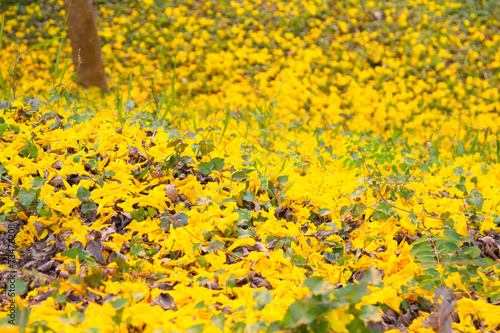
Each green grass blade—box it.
[53,37,65,87]
[191,107,198,134]
[116,88,123,124]
[160,55,177,121]
[58,56,70,85]
[0,13,5,51]
[184,79,199,105]
[250,128,298,145]
[469,131,479,154]
[218,107,231,145]
[10,36,64,73]
[127,74,132,102]
[0,13,9,98]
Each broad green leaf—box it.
[185,324,205,333]
[241,190,255,202]
[30,177,45,189]
[15,279,27,295]
[210,157,224,170]
[253,289,273,310]
[61,248,95,263]
[0,123,8,136]
[38,209,52,217]
[423,268,440,278]
[292,254,307,266]
[232,171,246,181]
[198,162,211,175]
[453,167,465,176]
[473,258,494,267]
[443,230,461,243]
[411,248,436,258]
[360,304,382,322]
[460,246,481,259]
[110,299,128,310]
[211,312,225,332]
[277,175,288,184]
[196,256,208,268]
[418,163,430,173]
[77,186,91,201]
[281,301,315,327]
[436,240,459,254]
[302,276,333,295]
[18,188,36,209]
[317,208,331,216]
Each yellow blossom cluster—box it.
[0,0,500,332]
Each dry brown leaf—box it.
[86,239,107,265]
[423,285,457,333]
[150,292,175,311]
[165,184,179,202]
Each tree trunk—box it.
[64,0,108,91]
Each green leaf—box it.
[292,254,307,266]
[302,276,333,295]
[416,254,438,266]
[49,91,61,103]
[360,304,382,322]
[30,177,45,189]
[0,123,7,136]
[340,205,350,216]
[198,162,211,175]
[460,246,481,259]
[466,197,484,211]
[170,212,189,229]
[410,235,432,247]
[277,175,289,184]
[18,188,36,209]
[61,248,95,263]
[27,143,38,159]
[317,208,331,216]
[241,190,255,202]
[38,209,52,217]
[210,157,224,171]
[232,171,246,181]
[196,256,208,268]
[147,207,158,217]
[423,268,440,278]
[453,167,465,176]
[418,163,430,173]
[211,312,225,332]
[473,258,494,267]
[281,301,315,328]
[110,299,128,310]
[436,240,459,254]
[466,189,484,211]
[253,289,273,310]
[443,230,461,243]
[185,324,205,333]
[411,248,436,258]
[15,279,27,295]
[77,187,91,201]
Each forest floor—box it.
[1,0,500,332]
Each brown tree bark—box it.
[63,0,108,91]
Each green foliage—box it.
[61,248,96,264]
[279,269,384,332]
[198,157,225,175]
[410,230,494,290]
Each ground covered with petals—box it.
[1,0,500,332]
